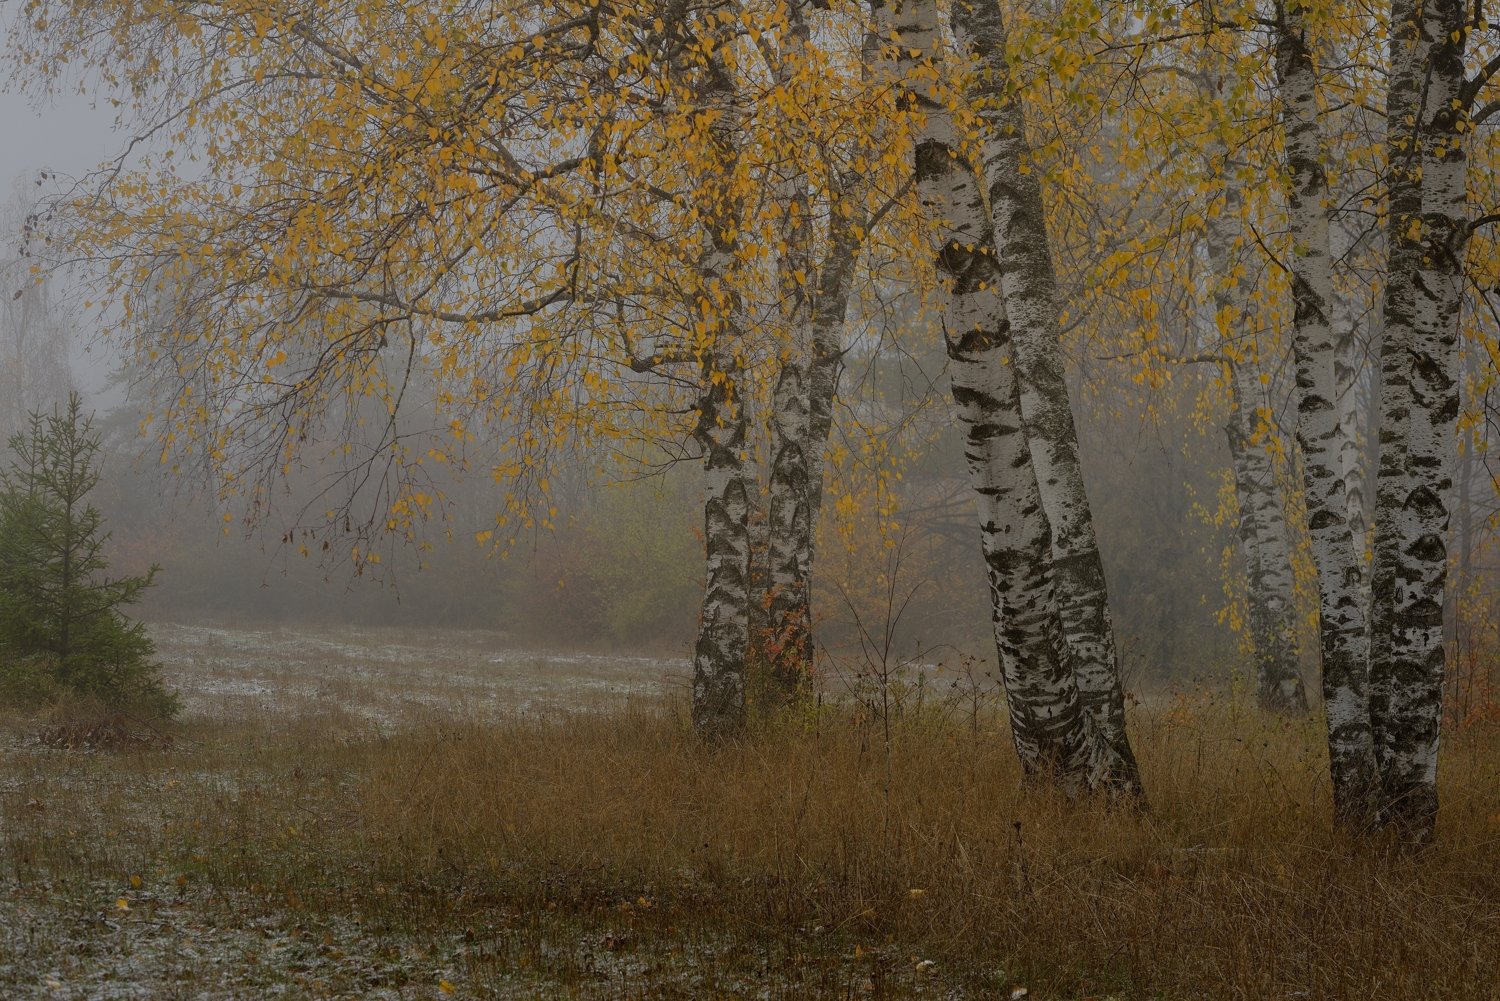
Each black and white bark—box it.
[1367,0,1420,815]
[763,175,817,699]
[1331,224,1371,598]
[951,0,1140,790]
[761,8,867,700]
[692,330,753,735]
[1373,0,1470,839]
[1274,4,1374,824]
[1201,150,1306,711]
[762,5,822,696]
[689,50,754,737]
[877,0,1115,789]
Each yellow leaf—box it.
[440,981,456,994]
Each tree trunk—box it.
[1274,8,1374,825]
[1375,0,1469,840]
[763,162,816,698]
[878,0,1115,790]
[805,191,861,538]
[690,55,753,737]
[1201,159,1306,711]
[692,331,753,736]
[951,0,1140,792]
[1331,228,1371,611]
[1368,0,1418,818]
[760,11,869,703]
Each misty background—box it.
[2,73,1448,691]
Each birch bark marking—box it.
[692,271,753,735]
[805,190,862,530]
[877,0,1111,788]
[1368,0,1422,809]
[1380,0,1469,838]
[951,0,1140,790]
[690,54,753,737]
[1274,4,1374,824]
[1330,226,1371,604]
[763,20,817,697]
[1201,153,1306,711]
[763,9,864,700]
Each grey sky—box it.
[2,80,134,399]
[1,84,123,194]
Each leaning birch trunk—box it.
[950,0,1139,790]
[763,188,867,703]
[763,14,890,702]
[804,189,861,538]
[1202,163,1306,711]
[877,0,1112,789]
[1274,10,1374,825]
[1375,0,1469,839]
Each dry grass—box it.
[2,626,1499,999]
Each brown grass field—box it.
[2,623,1499,1000]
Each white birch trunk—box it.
[1370,0,1422,833]
[761,10,848,700]
[950,0,1140,791]
[1331,229,1370,593]
[690,57,753,736]
[878,0,1113,789]
[1201,160,1306,711]
[1274,10,1374,824]
[1376,0,1469,839]
[764,160,816,699]
[692,303,753,735]
[805,192,861,532]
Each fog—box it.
[0,245,1317,686]
[0,6,1495,695]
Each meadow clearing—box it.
[2,624,1499,1000]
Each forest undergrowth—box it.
[2,635,1499,1000]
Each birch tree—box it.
[759,5,900,701]
[1272,0,1373,822]
[952,0,1140,779]
[876,0,1128,791]
[1367,0,1474,838]
[1203,149,1307,713]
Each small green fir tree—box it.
[0,393,176,717]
